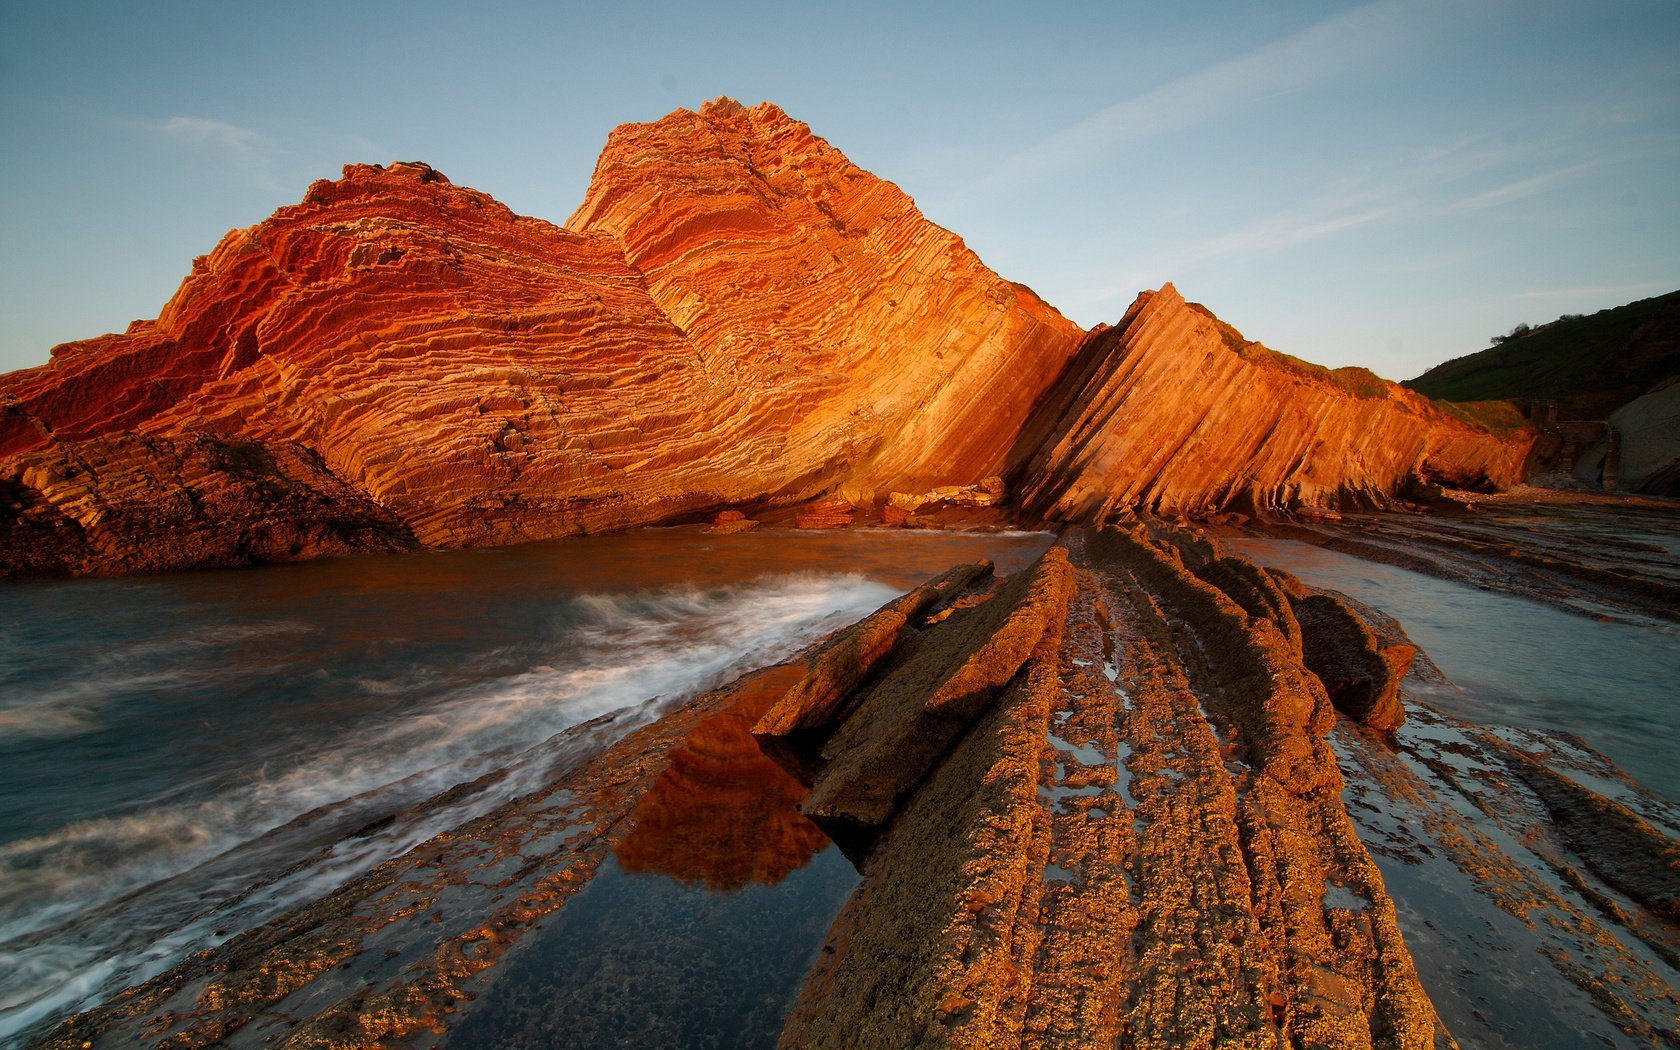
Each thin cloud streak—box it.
[1065,131,1668,317]
[1444,158,1618,214]
[1070,201,1404,311]
[149,116,290,192]
[1514,281,1673,302]
[953,0,1433,206]
[157,116,265,153]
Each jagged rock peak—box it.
[568,96,1085,493]
[286,161,523,228]
[698,95,751,118]
[1018,283,1531,522]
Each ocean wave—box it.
[0,620,313,745]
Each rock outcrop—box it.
[567,99,1084,496]
[770,533,1444,1049]
[1017,285,1533,523]
[36,530,1680,1047]
[0,431,416,576]
[2,160,725,558]
[0,100,1532,579]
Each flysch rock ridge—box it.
[37,529,1680,1047]
[1015,285,1531,523]
[774,533,1446,1050]
[3,99,1531,578]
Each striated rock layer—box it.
[567,99,1082,494]
[41,536,1462,1049]
[1017,285,1533,523]
[0,103,1089,576]
[759,534,1446,1049]
[1,100,1530,578]
[2,160,728,555]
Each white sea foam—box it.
[0,701,103,739]
[0,572,895,1045]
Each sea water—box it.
[0,528,1054,1045]
[1225,531,1680,803]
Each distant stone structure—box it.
[1529,400,1620,490]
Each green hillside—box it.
[1405,289,1680,419]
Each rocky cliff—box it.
[1017,285,1532,522]
[0,100,1530,578]
[1,161,727,558]
[567,98,1084,494]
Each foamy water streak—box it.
[0,572,895,1045]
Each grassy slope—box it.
[1404,290,1680,419]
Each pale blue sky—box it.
[1,0,1676,380]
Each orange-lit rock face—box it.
[1,162,742,548]
[0,102,1533,579]
[568,98,1086,494]
[1018,285,1533,521]
[1,106,1083,569]
[614,665,831,891]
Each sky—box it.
[1,0,1676,381]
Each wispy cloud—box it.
[1063,126,1669,315]
[149,116,289,191]
[1068,199,1404,310]
[1442,157,1619,214]
[1513,281,1673,302]
[953,0,1432,206]
[157,116,264,154]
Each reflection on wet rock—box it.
[615,665,831,892]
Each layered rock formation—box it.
[0,99,1532,578]
[2,161,726,554]
[0,103,1091,576]
[1016,285,1533,523]
[567,98,1084,494]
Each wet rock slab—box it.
[770,532,1445,1048]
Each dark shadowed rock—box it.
[801,548,1073,832]
[1290,593,1412,735]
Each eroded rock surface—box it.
[1017,285,1532,523]
[567,100,1084,497]
[774,531,1444,1049]
[1,102,1090,577]
[34,531,1680,1049]
[0,431,416,576]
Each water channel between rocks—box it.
[1225,533,1680,803]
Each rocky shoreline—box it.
[30,518,1675,1049]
